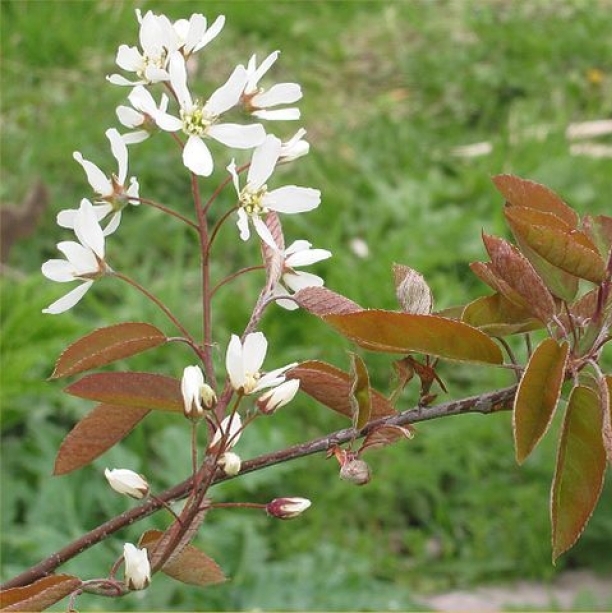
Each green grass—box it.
[2,1,612,610]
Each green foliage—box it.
[2,0,612,610]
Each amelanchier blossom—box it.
[171,13,225,58]
[42,199,109,315]
[225,331,297,396]
[257,379,300,414]
[208,413,243,452]
[241,51,302,120]
[123,543,151,590]
[273,240,332,310]
[58,128,139,236]
[108,10,175,86]
[181,365,217,418]
[266,497,312,520]
[228,135,321,249]
[116,86,170,144]
[104,468,150,499]
[153,52,265,176]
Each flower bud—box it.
[181,365,217,419]
[339,459,371,486]
[104,468,149,499]
[208,413,243,452]
[266,497,311,520]
[257,379,300,414]
[217,451,242,476]
[123,543,151,590]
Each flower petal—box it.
[106,128,129,183]
[42,281,93,314]
[74,199,105,259]
[265,186,320,214]
[252,108,301,121]
[252,215,279,250]
[206,65,248,116]
[73,152,112,196]
[208,123,265,149]
[168,52,192,109]
[236,209,250,241]
[226,334,245,390]
[183,135,213,176]
[247,135,281,189]
[242,331,267,375]
[253,83,302,107]
[283,270,325,292]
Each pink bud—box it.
[104,468,149,499]
[266,497,311,520]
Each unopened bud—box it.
[123,543,151,590]
[266,497,311,520]
[339,459,371,486]
[218,451,242,476]
[105,468,149,499]
[181,365,217,419]
[257,379,300,414]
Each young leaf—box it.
[323,310,503,365]
[0,574,81,611]
[64,372,182,412]
[602,375,612,465]
[583,214,612,258]
[505,207,606,284]
[551,385,607,561]
[393,264,433,314]
[293,286,362,316]
[51,322,167,379]
[54,404,150,475]
[349,352,372,431]
[492,174,578,227]
[139,530,226,587]
[359,424,414,455]
[513,339,569,464]
[482,233,557,323]
[462,293,543,337]
[287,360,396,420]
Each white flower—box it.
[242,51,302,120]
[104,468,149,499]
[273,240,332,310]
[108,10,175,86]
[123,543,151,590]
[172,14,225,56]
[181,365,216,417]
[153,52,265,176]
[228,135,321,249]
[225,331,296,395]
[42,199,109,314]
[279,128,310,161]
[217,451,242,476]
[58,129,139,236]
[116,86,169,144]
[257,379,300,414]
[266,497,311,520]
[208,413,243,452]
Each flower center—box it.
[137,53,166,81]
[239,185,268,217]
[180,103,214,137]
[242,371,261,394]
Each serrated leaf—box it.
[505,207,606,284]
[492,174,578,227]
[470,261,531,309]
[482,233,556,323]
[64,372,182,412]
[287,361,396,420]
[293,286,362,316]
[551,385,607,561]
[359,424,414,455]
[393,264,433,314]
[139,528,226,586]
[348,353,372,431]
[462,293,543,337]
[51,322,167,379]
[513,339,569,464]
[323,310,503,364]
[54,404,149,475]
[0,574,81,611]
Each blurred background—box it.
[2,1,612,610]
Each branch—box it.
[1,384,516,591]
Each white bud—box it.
[218,451,242,476]
[208,413,242,452]
[104,468,149,499]
[123,543,151,590]
[181,365,216,418]
[257,379,300,414]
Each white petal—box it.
[115,45,143,72]
[253,83,302,107]
[252,108,301,121]
[182,14,205,51]
[247,135,281,189]
[247,50,279,90]
[73,152,112,196]
[42,281,93,314]
[168,52,192,109]
[206,65,248,116]
[227,159,241,196]
[209,413,242,450]
[242,331,267,375]
[41,258,76,282]
[285,246,332,267]
[208,123,265,149]
[183,135,213,176]
[283,271,324,292]
[74,199,105,259]
[225,334,245,390]
[193,15,225,52]
[236,209,250,241]
[56,240,98,274]
[264,186,320,214]
[121,130,149,145]
[117,105,144,128]
[252,215,279,251]
[153,110,182,132]
[103,212,122,236]
[144,65,170,84]
[107,74,143,87]
[106,128,128,183]
[128,85,155,113]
